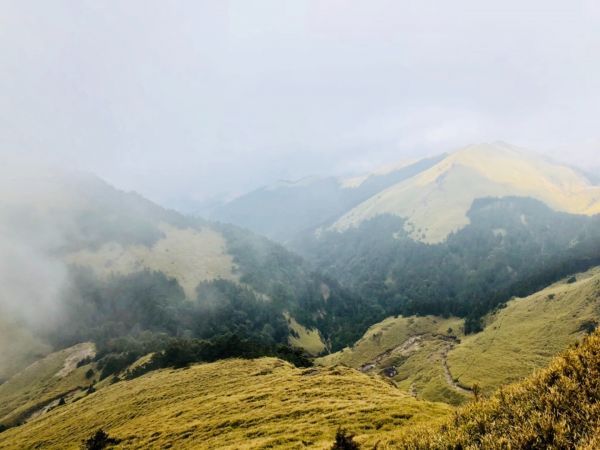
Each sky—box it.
[1,0,599,208]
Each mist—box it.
[0,163,74,331]
[1,0,599,210]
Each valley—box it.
[1,145,599,449]
[3,4,600,447]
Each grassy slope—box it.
[392,328,600,449]
[286,314,326,355]
[0,358,451,450]
[66,223,237,298]
[318,267,600,404]
[0,343,96,427]
[333,143,600,242]
[447,267,600,394]
[317,315,469,405]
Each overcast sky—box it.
[2,0,599,208]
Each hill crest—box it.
[332,142,600,242]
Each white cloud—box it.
[0,0,599,205]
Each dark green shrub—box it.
[578,319,598,334]
[81,429,119,450]
[331,428,361,450]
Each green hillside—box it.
[300,196,600,333]
[0,343,96,427]
[210,144,600,246]
[447,266,600,394]
[317,315,469,405]
[318,267,600,404]
[0,319,51,383]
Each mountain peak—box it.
[332,143,600,242]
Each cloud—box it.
[0,0,599,206]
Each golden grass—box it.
[0,343,95,427]
[317,267,600,405]
[286,314,326,355]
[447,267,600,394]
[390,328,600,449]
[316,315,469,404]
[0,358,452,449]
[317,315,464,367]
[66,223,237,298]
[333,143,600,242]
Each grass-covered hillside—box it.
[210,143,600,246]
[447,266,600,395]
[392,327,600,449]
[318,267,600,405]
[317,315,469,405]
[0,343,96,428]
[0,358,451,449]
[333,143,600,243]
[0,319,51,383]
[0,168,367,386]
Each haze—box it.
[2,0,599,209]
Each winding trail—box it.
[440,343,473,395]
[358,333,474,396]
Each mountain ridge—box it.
[332,142,600,242]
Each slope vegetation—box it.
[318,267,600,404]
[1,168,362,382]
[333,142,600,243]
[317,315,469,405]
[66,223,236,298]
[0,358,451,449]
[392,328,600,449]
[302,196,600,332]
[0,343,96,427]
[447,266,600,394]
[0,319,51,383]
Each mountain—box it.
[208,154,445,243]
[333,142,600,243]
[0,167,368,384]
[299,196,600,333]
[206,143,600,330]
[3,271,598,448]
[208,143,600,244]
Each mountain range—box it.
[1,143,599,449]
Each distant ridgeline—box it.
[294,197,600,333]
[209,155,446,243]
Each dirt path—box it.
[360,335,425,372]
[440,343,473,395]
